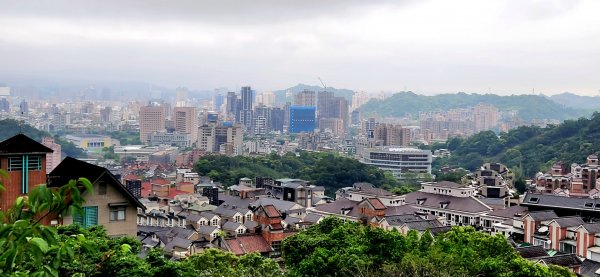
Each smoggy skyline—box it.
[1,0,599,96]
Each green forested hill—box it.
[0,119,84,157]
[360,92,589,121]
[434,113,600,177]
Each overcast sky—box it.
[1,0,599,95]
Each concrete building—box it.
[198,123,243,156]
[240,86,254,134]
[65,134,113,150]
[139,105,166,144]
[173,107,198,144]
[360,147,432,179]
[42,136,61,172]
[294,90,316,107]
[148,132,192,147]
[374,123,410,146]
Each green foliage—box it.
[282,217,574,277]
[194,151,400,194]
[0,177,93,276]
[176,249,282,277]
[359,91,589,121]
[108,131,142,145]
[0,119,85,157]
[437,112,600,176]
[102,145,119,160]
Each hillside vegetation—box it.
[0,119,84,157]
[360,91,588,121]
[433,112,600,177]
[194,151,400,194]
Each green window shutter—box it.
[73,211,84,226]
[84,206,98,227]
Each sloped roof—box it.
[225,235,272,255]
[48,157,144,209]
[223,221,245,231]
[164,237,192,252]
[263,204,282,218]
[404,191,491,213]
[580,258,600,277]
[522,193,600,212]
[366,198,386,210]
[551,216,585,227]
[403,219,443,231]
[516,245,548,259]
[0,134,53,154]
[526,210,558,221]
[578,223,600,234]
[485,205,528,219]
[533,254,582,268]
[385,205,418,216]
[198,225,218,235]
[383,214,422,226]
[313,198,359,218]
[303,213,324,223]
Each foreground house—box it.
[48,157,146,237]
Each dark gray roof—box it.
[533,254,582,268]
[431,181,462,188]
[522,193,600,212]
[199,211,219,219]
[580,258,600,277]
[580,223,600,234]
[551,216,585,227]
[403,219,443,231]
[352,182,394,196]
[214,206,245,217]
[186,213,203,222]
[244,220,259,229]
[404,191,491,213]
[485,205,528,219]
[303,213,324,223]
[313,198,360,218]
[198,225,218,235]
[218,194,254,209]
[385,205,418,216]
[164,237,192,252]
[516,245,548,258]
[383,214,422,227]
[526,210,558,221]
[250,198,304,213]
[222,221,244,231]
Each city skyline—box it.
[1,0,599,96]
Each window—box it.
[237,228,245,234]
[234,215,241,223]
[246,213,252,222]
[212,218,218,226]
[110,206,126,221]
[8,156,23,171]
[73,206,98,228]
[28,156,42,170]
[529,197,539,203]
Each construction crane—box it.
[318,77,327,91]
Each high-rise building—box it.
[270,107,285,132]
[473,104,500,132]
[0,98,9,112]
[254,105,271,135]
[374,124,410,146]
[213,94,224,111]
[100,107,112,123]
[240,86,254,134]
[175,87,189,107]
[289,106,316,133]
[226,92,240,122]
[42,137,61,172]
[173,107,198,143]
[198,123,243,156]
[19,100,29,117]
[317,91,334,119]
[139,105,166,144]
[261,91,275,107]
[318,118,344,136]
[295,90,316,106]
[351,110,361,125]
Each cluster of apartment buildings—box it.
[534,155,600,197]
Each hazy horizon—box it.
[1,0,599,96]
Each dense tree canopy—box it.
[283,217,573,277]
[431,112,600,177]
[194,151,402,194]
[0,119,85,158]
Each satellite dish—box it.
[538,226,549,233]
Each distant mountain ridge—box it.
[359,91,589,121]
[549,92,600,110]
[273,83,354,105]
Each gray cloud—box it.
[0,0,598,95]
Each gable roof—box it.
[525,210,558,221]
[223,221,245,231]
[224,235,272,255]
[262,204,282,218]
[580,258,600,277]
[365,198,386,210]
[485,205,528,219]
[404,191,491,213]
[0,134,53,154]
[549,216,585,227]
[516,245,549,259]
[532,254,582,268]
[577,223,600,234]
[48,157,144,209]
[522,193,600,213]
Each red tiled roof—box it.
[152,179,170,185]
[123,174,140,181]
[168,189,189,199]
[225,235,272,255]
[263,205,281,218]
[368,198,386,210]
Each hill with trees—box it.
[0,119,84,157]
[549,92,600,110]
[431,112,600,178]
[194,152,401,195]
[359,91,588,121]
